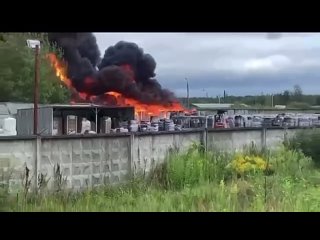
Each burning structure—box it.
[47,33,185,121]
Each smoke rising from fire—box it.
[48,33,179,105]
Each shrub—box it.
[228,154,270,176]
[150,143,233,190]
[270,145,313,177]
[287,129,320,166]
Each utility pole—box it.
[26,39,41,193]
[217,95,221,104]
[27,39,41,135]
[34,45,40,135]
[185,78,189,109]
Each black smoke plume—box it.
[48,33,178,105]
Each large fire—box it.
[47,53,186,120]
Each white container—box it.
[53,117,62,135]
[100,117,112,134]
[81,118,91,134]
[66,115,78,134]
[129,123,139,132]
[119,127,128,133]
[2,117,17,136]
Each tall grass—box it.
[1,142,319,212]
[286,128,320,166]
[150,143,233,190]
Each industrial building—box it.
[191,103,250,115]
[0,102,36,121]
[191,103,320,116]
[16,104,134,136]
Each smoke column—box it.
[48,33,178,105]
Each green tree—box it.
[292,84,303,102]
[282,90,290,105]
[0,33,70,103]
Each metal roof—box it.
[0,102,134,111]
[47,104,132,109]
[0,102,37,115]
[5,102,37,114]
[0,106,9,115]
[191,103,234,110]
[18,104,134,111]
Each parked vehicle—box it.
[298,118,311,127]
[226,116,235,128]
[251,116,263,128]
[262,117,273,127]
[310,114,320,127]
[171,116,206,129]
[282,117,296,127]
[272,116,283,127]
[214,114,228,128]
[245,116,253,128]
[234,115,245,128]
[139,121,151,132]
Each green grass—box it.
[2,143,320,212]
[286,128,320,166]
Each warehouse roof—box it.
[191,103,254,110]
[46,104,132,109]
[191,103,234,110]
[0,102,37,116]
[0,102,134,116]
[15,103,135,112]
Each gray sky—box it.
[94,33,320,97]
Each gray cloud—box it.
[94,32,320,97]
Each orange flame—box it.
[47,53,72,88]
[107,91,185,120]
[47,53,186,120]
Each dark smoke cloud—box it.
[48,33,178,105]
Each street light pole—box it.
[34,45,40,135]
[27,39,41,135]
[26,39,41,193]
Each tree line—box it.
[180,85,320,109]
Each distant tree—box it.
[292,85,303,102]
[316,96,320,105]
[0,33,70,103]
[282,90,290,105]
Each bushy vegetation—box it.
[286,128,320,166]
[2,140,320,212]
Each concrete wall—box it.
[207,129,263,151]
[40,136,131,190]
[132,131,202,174]
[0,138,35,192]
[0,127,308,192]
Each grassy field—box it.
[2,139,320,212]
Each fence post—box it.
[261,127,267,151]
[201,128,207,152]
[128,133,134,179]
[283,126,288,146]
[34,135,41,193]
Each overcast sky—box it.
[94,33,320,97]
